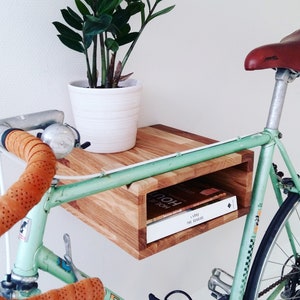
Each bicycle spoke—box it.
[244,193,300,300]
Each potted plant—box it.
[53,0,175,153]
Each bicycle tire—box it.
[244,192,300,299]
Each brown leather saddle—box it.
[245,29,300,72]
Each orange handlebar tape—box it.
[27,278,104,300]
[0,277,104,300]
[0,129,57,236]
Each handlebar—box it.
[0,277,104,300]
[24,277,104,300]
[0,110,64,133]
[0,129,57,236]
[0,111,105,299]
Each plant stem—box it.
[85,54,93,88]
[99,33,106,87]
[105,32,111,87]
[92,36,98,88]
[83,35,93,88]
[120,0,159,77]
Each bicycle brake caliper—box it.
[208,268,232,299]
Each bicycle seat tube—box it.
[266,68,298,130]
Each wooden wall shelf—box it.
[57,125,254,259]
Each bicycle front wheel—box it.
[244,192,300,300]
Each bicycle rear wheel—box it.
[244,192,300,299]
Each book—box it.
[147,178,228,223]
[146,179,237,243]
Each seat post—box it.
[266,68,297,130]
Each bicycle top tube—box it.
[245,29,300,71]
[53,131,266,181]
[47,131,271,209]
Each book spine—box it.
[147,196,237,243]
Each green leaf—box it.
[116,32,139,46]
[67,7,84,23]
[147,5,175,22]
[83,14,112,36]
[53,22,83,42]
[83,34,94,49]
[83,0,93,7]
[116,24,131,37]
[126,2,145,16]
[75,0,91,16]
[96,0,122,15]
[105,38,119,52]
[112,8,130,31]
[57,35,85,53]
[61,9,82,30]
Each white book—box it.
[147,195,237,243]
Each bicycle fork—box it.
[0,188,86,298]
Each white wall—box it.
[2,0,300,299]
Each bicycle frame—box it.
[4,69,300,299]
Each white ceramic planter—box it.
[68,79,142,153]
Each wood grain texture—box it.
[57,125,254,259]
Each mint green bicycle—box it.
[1,29,300,300]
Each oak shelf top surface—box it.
[57,125,245,180]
